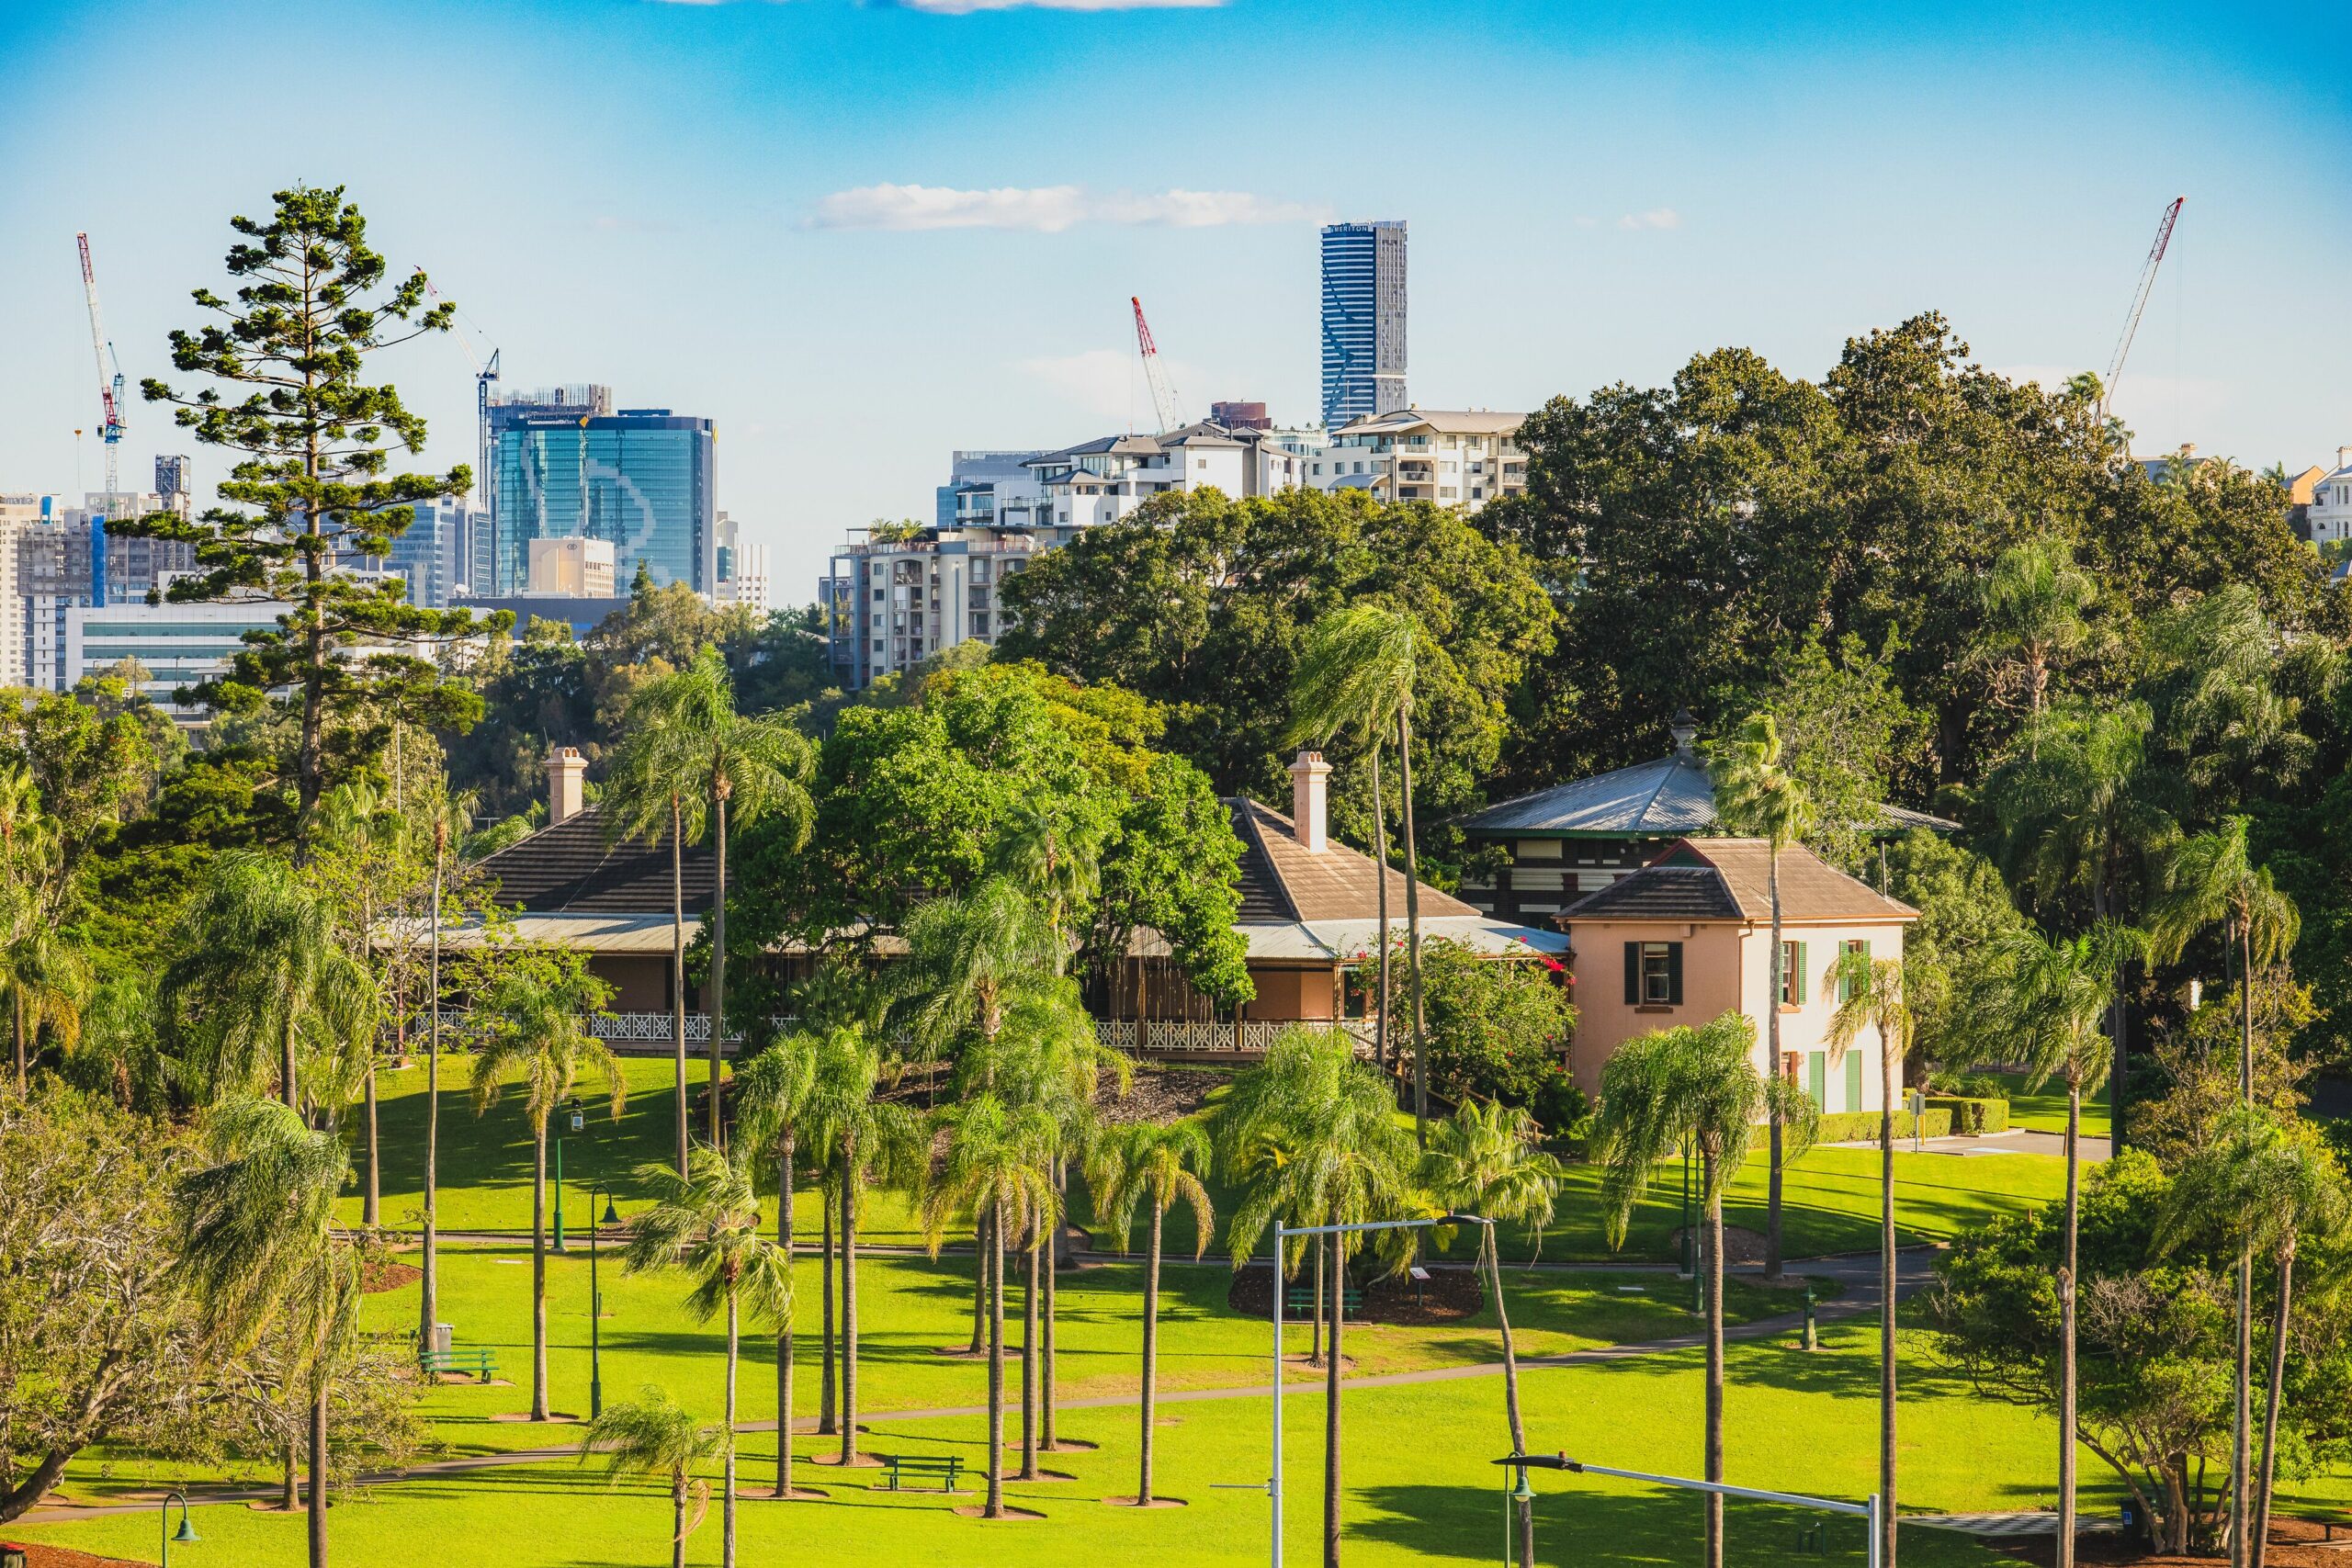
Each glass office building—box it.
[1318,220,1408,427]
[491,410,715,595]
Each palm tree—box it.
[2,912,85,1097]
[623,1146,793,1568]
[1216,1027,1418,1568]
[156,852,372,1115]
[469,953,627,1422]
[729,1030,820,1500]
[415,791,469,1363]
[1709,711,1816,1281]
[1419,1100,1566,1568]
[1088,1118,1214,1506]
[1976,923,2140,1568]
[922,1091,1059,1519]
[1290,604,1430,1141]
[175,1097,356,1568]
[314,778,404,1228]
[802,1023,923,1471]
[1592,1012,1815,1568]
[609,647,814,1157]
[2158,1110,2350,1568]
[577,1388,726,1568]
[1978,535,2096,746]
[1826,949,1913,1568]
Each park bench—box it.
[1285,1285,1364,1314]
[418,1346,500,1382]
[878,1454,965,1493]
[2289,1506,2352,1542]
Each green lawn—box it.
[1986,1071,2112,1140]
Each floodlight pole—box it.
[1268,1213,1487,1568]
[1505,1452,1882,1568]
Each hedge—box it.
[1811,1108,1951,1144]
[1925,1095,2010,1135]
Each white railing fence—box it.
[430,1010,1372,1057]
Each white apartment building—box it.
[66,598,408,724]
[714,512,771,613]
[825,529,1039,686]
[2308,447,2352,547]
[1306,408,1528,510]
[0,493,44,689]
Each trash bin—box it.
[432,1323,454,1353]
[4,1542,31,1568]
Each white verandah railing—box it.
[436,1010,1373,1056]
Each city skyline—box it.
[0,0,2346,602]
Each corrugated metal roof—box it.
[1463,750,1717,836]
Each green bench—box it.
[878,1454,965,1493]
[419,1347,500,1382]
[1284,1285,1364,1314]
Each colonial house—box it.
[457,746,1565,1056]
[1457,712,1954,925]
[1558,837,1917,1113]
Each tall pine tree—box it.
[123,185,499,852]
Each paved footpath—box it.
[17,1248,1934,1525]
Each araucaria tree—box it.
[123,186,492,852]
[1709,711,1815,1280]
[1592,1013,1815,1568]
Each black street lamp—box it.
[553,1098,585,1253]
[586,1180,621,1419]
[161,1488,199,1568]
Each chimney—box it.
[2338,446,2352,469]
[1669,708,1699,758]
[1289,750,1331,852]
[545,747,586,827]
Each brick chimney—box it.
[545,747,586,827]
[1289,749,1331,852]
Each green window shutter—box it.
[1807,1051,1827,1110]
[1845,1052,1864,1115]
[1792,942,1808,1004]
[1666,942,1684,1006]
[1623,942,1639,1006]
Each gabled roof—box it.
[1331,408,1526,438]
[473,805,714,917]
[1561,839,1917,926]
[1463,748,1715,836]
[1227,798,1480,924]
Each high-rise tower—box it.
[1318,220,1407,427]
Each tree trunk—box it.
[1766,849,1786,1280]
[1020,1225,1040,1480]
[776,1128,796,1499]
[840,1151,859,1467]
[2059,1080,2081,1568]
[1139,1202,1163,1505]
[362,1054,379,1228]
[2233,1243,2253,1568]
[1704,1156,1724,1568]
[421,833,443,1353]
[307,1371,329,1568]
[723,1293,739,1568]
[970,1211,989,1355]
[1396,711,1428,1145]
[709,790,728,1152]
[1482,1227,1533,1568]
[1370,745,1390,1072]
[671,794,689,1180]
[986,1200,1006,1519]
[818,1190,835,1436]
[1042,1163,1061,1451]
[12,992,23,1095]
[1310,1232,1325,1367]
[282,1012,300,1116]
[1323,1206,1344,1568]
[671,1479,687,1568]
[532,1122,549,1421]
[2252,1246,2295,1568]
[1881,1030,1899,1568]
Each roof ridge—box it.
[1231,797,1302,922]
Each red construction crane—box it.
[2101,197,2185,421]
[1131,295,1184,434]
[76,232,125,502]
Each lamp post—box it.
[553,1099,584,1253]
[586,1180,620,1420]
[160,1488,199,1568]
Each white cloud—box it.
[810,183,1326,232]
[893,0,1224,12]
[1617,208,1681,231]
[1016,348,1205,423]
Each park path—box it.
[17,1248,1932,1526]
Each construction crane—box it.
[76,233,126,500]
[2100,196,2185,422]
[1131,296,1185,434]
[413,267,502,513]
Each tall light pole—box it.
[586,1180,620,1420]
[160,1488,199,1567]
[553,1099,583,1252]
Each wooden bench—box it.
[2289,1507,2352,1542]
[878,1454,965,1493]
[419,1347,500,1382]
[1285,1286,1364,1314]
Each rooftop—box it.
[474,805,714,917]
[1227,796,1479,923]
[1562,838,1918,926]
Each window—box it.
[1779,940,1807,1006]
[872,588,885,602]
[1623,941,1682,1007]
[1838,938,1871,1000]
[971,612,989,636]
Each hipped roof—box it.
[1561,838,1918,926]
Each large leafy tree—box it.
[120,186,493,851]
[1591,1012,1815,1568]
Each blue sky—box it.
[1,0,2346,598]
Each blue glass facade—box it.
[1319,220,1408,427]
[492,410,715,594]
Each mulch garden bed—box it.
[1994,1518,2349,1566]
[361,1259,423,1294]
[1227,1261,1485,1325]
[1095,1065,1230,1126]
[1667,1225,1770,1268]
[2,1544,151,1568]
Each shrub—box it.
[1810,1108,1952,1144]
[1926,1095,2010,1135]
